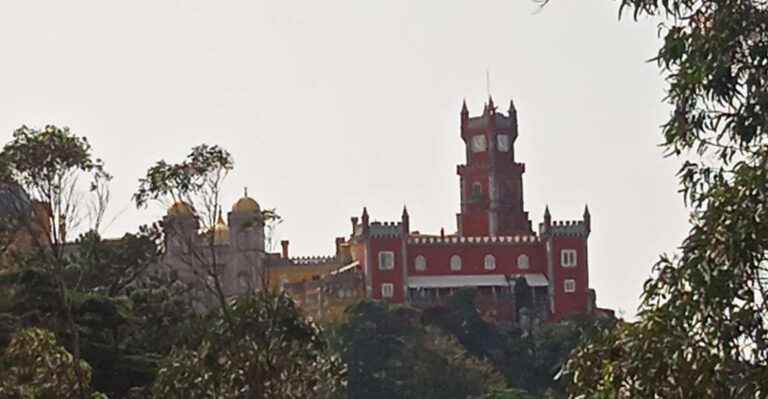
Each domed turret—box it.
[232,188,260,213]
[168,201,195,216]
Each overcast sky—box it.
[0,0,688,316]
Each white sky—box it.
[0,0,688,317]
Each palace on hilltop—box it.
[159,97,610,324]
[336,97,605,323]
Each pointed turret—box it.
[401,205,410,234]
[461,99,469,127]
[361,207,370,235]
[509,99,518,129]
[487,95,495,111]
[544,205,552,228]
[583,204,591,234]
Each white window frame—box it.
[497,134,510,152]
[484,254,496,270]
[561,249,577,268]
[378,251,395,270]
[564,279,576,293]
[517,254,530,270]
[414,255,427,271]
[381,283,394,298]
[450,255,462,271]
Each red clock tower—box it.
[457,97,533,237]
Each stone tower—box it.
[457,97,533,237]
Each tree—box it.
[65,228,176,398]
[421,288,503,360]
[562,0,768,397]
[339,300,524,399]
[152,291,345,398]
[340,300,418,399]
[0,327,98,399]
[420,288,610,397]
[134,144,235,314]
[0,125,111,398]
[393,328,509,399]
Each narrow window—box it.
[564,279,576,293]
[378,251,395,270]
[517,254,530,270]
[450,255,462,271]
[414,255,427,271]
[561,249,577,267]
[381,283,394,298]
[472,182,483,197]
[484,254,496,270]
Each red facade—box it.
[348,98,595,323]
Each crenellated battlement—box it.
[289,255,338,265]
[547,220,589,237]
[408,234,539,246]
[369,221,404,238]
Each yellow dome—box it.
[168,201,195,215]
[232,192,260,213]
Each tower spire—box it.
[401,205,410,234]
[583,204,591,233]
[486,69,491,98]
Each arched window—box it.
[472,182,483,197]
[450,255,462,271]
[415,255,427,271]
[517,254,530,270]
[484,254,496,270]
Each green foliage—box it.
[393,328,508,399]
[339,295,602,399]
[0,125,109,194]
[562,0,768,398]
[153,292,345,398]
[133,144,233,223]
[473,387,536,399]
[342,300,484,399]
[421,287,503,359]
[340,300,418,398]
[0,227,194,398]
[0,327,95,398]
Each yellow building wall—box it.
[264,263,339,292]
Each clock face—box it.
[497,135,510,152]
[471,135,487,152]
